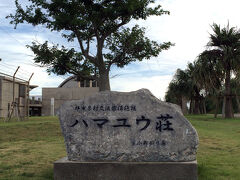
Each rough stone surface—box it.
[59,89,198,162]
[54,157,198,180]
[165,102,183,115]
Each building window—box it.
[80,80,84,87]
[85,80,90,87]
[19,84,26,97]
[92,80,97,87]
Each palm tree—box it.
[197,50,225,117]
[165,65,206,115]
[230,78,240,113]
[165,81,182,105]
[187,62,208,114]
[165,69,192,114]
[206,23,240,118]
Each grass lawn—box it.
[0,115,240,180]
[187,115,240,180]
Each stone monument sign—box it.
[55,89,199,180]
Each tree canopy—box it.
[166,23,240,118]
[205,23,240,118]
[8,0,173,91]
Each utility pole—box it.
[6,66,20,122]
[13,66,20,108]
[26,73,34,120]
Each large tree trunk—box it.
[192,88,201,114]
[181,96,188,115]
[222,96,226,118]
[224,69,234,118]
[199,97,204,114]
[189,98,193,114]
[98,69,110,91]
[214,96,219,118]
[202,98,206,114]
[235,91,240,113]
[199,98,202,114]
[193,97,200,114]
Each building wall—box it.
[0,79,2,117]
[60,78,97,88]
[0,78,27,118]
[42,87,99,116]
[61,78,79,88]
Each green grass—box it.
[0,117,66,180]
[186,114,240,180]
[0,115,240,179]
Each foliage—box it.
[166,23,240,118]
[165,68,191,105]
[196,50,224,94]
[202,23,240,118]
[165,63,206,114]
[7,0,173,91]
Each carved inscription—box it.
[73,104,137,112]
[69,114,174,132]
[132,139,167,146]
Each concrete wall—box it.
[0,79,3,117]
[0,77,27,118]
[42,87,99,116]
[60,78,97,88]
[61,78,79,88]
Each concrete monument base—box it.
[54,157,198,180]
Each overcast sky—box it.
[0,0,240,99]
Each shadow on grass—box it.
[4,168,54,180]
[198,163,214,180]
[39,168,53,180]
[198,163,228,180]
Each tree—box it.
[165,68,194,114]
[230,78,240,113]
[206,23,240,118]
[165,69,191,113]
[197,50,225,117]
[7,0,173,91]
[186,62,208,115]
[165,63,208,115]
[165,80,182,105]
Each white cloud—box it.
[1,0,240,99]
[111,75,172,100]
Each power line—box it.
[0,52,36,64]
[0,69,31,82]
[1,62,19,68]
[0,72,28,83]
[0,22,38,63]
[0,68,15,76]
[0,63,18,71]
[0,62,35,81]
[0,65,28,77]
[17,68,33,76]
[1,61,35,75]
[0,26,28,48]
